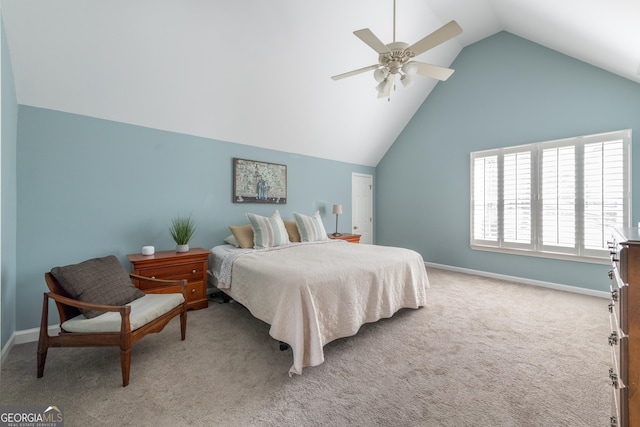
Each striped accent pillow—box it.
[246,210,290,249]
[293,211,329,242]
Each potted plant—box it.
[169,215,196,253]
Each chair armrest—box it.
[129,274,187,298]
[46,292,129,315]
[129,273,185,288]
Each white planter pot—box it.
[176,244,189,253]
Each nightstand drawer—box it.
[138,261,204,283]
[141,280,205,303]
[187,282,206,301]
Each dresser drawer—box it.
[609,344,629,426]
[609,334,628,389]
[609,267,628,334]
[138,261,204,283]
[610,382,628,427]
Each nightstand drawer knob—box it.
[151,276,156,279]
[192,269,197,274]
[191,288,196,293]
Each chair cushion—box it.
[50,255,144,318]
[61,293,185,333]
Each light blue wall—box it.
[376,32,640,292]
[1,13,18,351]
[16,106,374,330]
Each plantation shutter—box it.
[540,144,576,252]
[583,136,626,252]
[472,155,498,243]
[503,151,532,245]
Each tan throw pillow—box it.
[284,220,301,242]
[229,224,254,249]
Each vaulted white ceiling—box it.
[2,0,639,167]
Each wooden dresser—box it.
[608,227,640,426]
[328,233,361,243]
[128,248,209,310]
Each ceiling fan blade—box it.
[408,20,462,57]
[331,64,380,81]
[414,61,455,81]
[353,28,391,54]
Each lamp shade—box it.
[332,204,343,215]
[400,74,413,88]
[373,67,389,82]
[375,79,390,95]
[402,61,418,75]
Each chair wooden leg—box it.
[120,347,131,387]
[37,294,50,378]
[36,349,48,378]
[180,311,187,341]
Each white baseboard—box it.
[1,332,16,366]
[424,261,610,299]
[1,325,60,366]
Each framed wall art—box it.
[232,158,287,204]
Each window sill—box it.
[470,244,610,265]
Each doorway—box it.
[351,173,373,244]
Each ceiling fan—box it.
[331,0,463,100]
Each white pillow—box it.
[246,210,290,249]
[293,211,329,242]
[224,235,239,247]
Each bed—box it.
[209,239,429,376]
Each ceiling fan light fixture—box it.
[400,74,413,88]
[375,79,390,94]
[402,61,418,75]
[373,67,389,82]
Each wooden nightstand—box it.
[128,248,209,310]
[328,233,361,244]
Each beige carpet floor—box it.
[0,267,611,426]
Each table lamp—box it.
[332,204,342,237]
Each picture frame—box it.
[232,158,287,204]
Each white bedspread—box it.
[210,241,429,375]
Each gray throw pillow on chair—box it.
[51,255,144,319]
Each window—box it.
[471,129,631,262]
